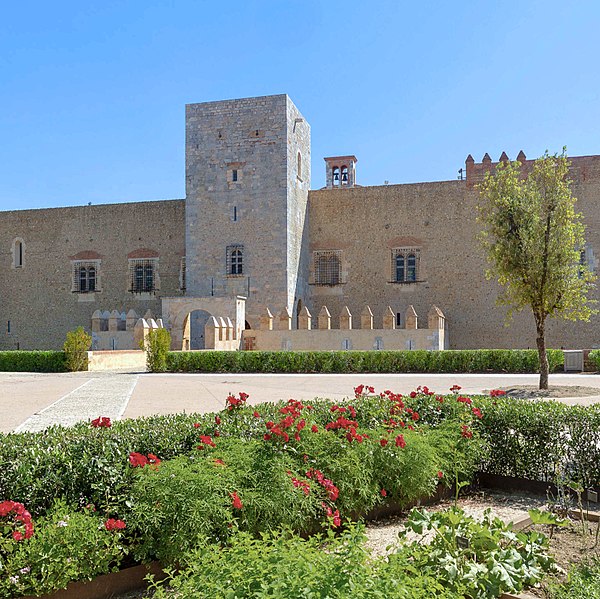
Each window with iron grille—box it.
[227,245,244,276]
[128,258,158,293]
[391,248,420,283]
[313,250,342,285]
[72,260,101,293]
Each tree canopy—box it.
[477,150,596,388]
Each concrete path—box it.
[2,371,600,433]
[14,375,138,433]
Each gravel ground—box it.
[364,489,548,557]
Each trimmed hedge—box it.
[475,397,600,488]
[0,351,67,373]
[166,349,564,374]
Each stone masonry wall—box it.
[307,166,600,350]
[0,200,185,350]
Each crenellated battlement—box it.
[465,151,600,186]
[241,304,448,351]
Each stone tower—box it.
[185,94,311,328]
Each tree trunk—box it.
[536,320,549,390]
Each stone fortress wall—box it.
[308,152,600,350]
[0,94,598,351]
[0,200,185,350]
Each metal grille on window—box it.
[129,259,158,292]
[227,245,244,276]
[72,261,100,293]
[314,250,342,285]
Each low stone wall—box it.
[244,328,444,351]
[87,350,147,372]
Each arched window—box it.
[88,267,96,291]
[297,152,302,180]
[392,248,420,283]
[395,254,405,282]
[332,166,340,186]
[12,238,24,268]
[135,265,144,291]
[407,254,417,281]
[341,165,349,185]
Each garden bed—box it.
[3,384,600,599]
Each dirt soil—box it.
[485,385,600,399]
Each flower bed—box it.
[1,383,598,598]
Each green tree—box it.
[477,150,596,389]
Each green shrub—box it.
[0,351,66,372]
[63,327,91,372]
[143,328,171,372]
[151,524,461,599]
[166,349,564,374]
[589,349,600,372]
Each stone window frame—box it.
[11,237,25,269]
[226,244,244,277]
[72,260,101,293]
[311,250,344,286]
[391,248,421,283]
[128,258,159,294]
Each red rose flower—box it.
[395,434,407,448]
[230,491,243,510]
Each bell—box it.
[341,172,348,182]
[333,172,339,181]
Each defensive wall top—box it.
[464,151,600,186]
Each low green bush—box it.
[394,507,556,598]
[589,349,600,372]
[166,348,564,374]
[151,524,462,599]
[143,328,171,372]
[475,398,600,488]
[63,327,91,372]
[0,351,66,373]
[547,557,600,599]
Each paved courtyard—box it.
[2,371,600,433]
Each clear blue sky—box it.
[1,1,599,210]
